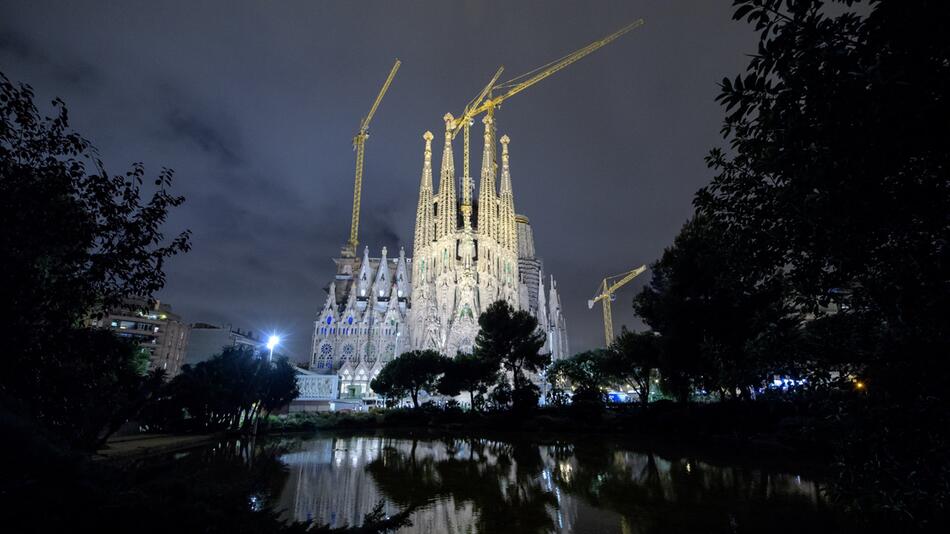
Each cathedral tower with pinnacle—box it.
[407,115,564,356]
[311,115,568,399]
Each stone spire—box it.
[372,246,390,299]
[499,134,517,251]
[436,113,457,239]
[387,284,400,312]
[460,117,474,231]
[344,277,358,312]
[322,281,337,312]
[477,115,496,239]
[356,246,373,299]
[395,246,410,300]
[537,274,549,330]
[413,131,434,255]
[548,275,561,321]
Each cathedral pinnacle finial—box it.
[443,113,456,131]
[500,134,510,153]
[423,130,434,143]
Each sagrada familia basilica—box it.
[310,114,569,398]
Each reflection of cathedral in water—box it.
[275,435,822,533]
[276,435,578,532]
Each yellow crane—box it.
[450,18,645,177]
[588,265,647,346]
[344,59,401,257]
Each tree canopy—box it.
[606,328,662,406]
[437,352,498,411]
[473,301,550,411]
[634,214,794,400]
[370,350,448,408]
[683,0,950,524]
[0,70,190,449]
[143,346,299,433]
[696,0,950,394]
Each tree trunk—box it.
[411,390,419,408]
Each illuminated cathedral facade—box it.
[310,114,568,398]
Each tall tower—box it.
[413,131,435,256]
[476,115,496,242]
[408,118,523,356]
[435,114,457,240]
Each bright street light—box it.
[267,335,281,361]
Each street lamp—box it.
[267,335,281,361]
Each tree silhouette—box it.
[437,352,498,410]
[0,71,190,450]
[474,301,549,411]
[370,350,448,408]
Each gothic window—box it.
[342,344,354,359]
[320,343,333,358]
[365,343,377,363]
[348,316,354,324]
[326,316,332,325]
[384,343,395,360]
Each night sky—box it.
[1,1,757,361]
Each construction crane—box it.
[588,265,647,346]
[450,18,645,178]
[344,59,401,257]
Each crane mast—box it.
[344,59,401,257]
[588,265,647,345]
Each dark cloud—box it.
[0,0,758,360]
[165,110,242,165]
[0,29,100,90]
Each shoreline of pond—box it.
[262,401,838,477]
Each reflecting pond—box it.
[271,432,849,534]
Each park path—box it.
[96,433,222,460]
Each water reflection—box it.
[276,433,844,534]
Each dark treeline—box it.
[143,346,300,433]
[0,69,191,452]
[585,0,947,529]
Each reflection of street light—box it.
[267,335,281,361]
